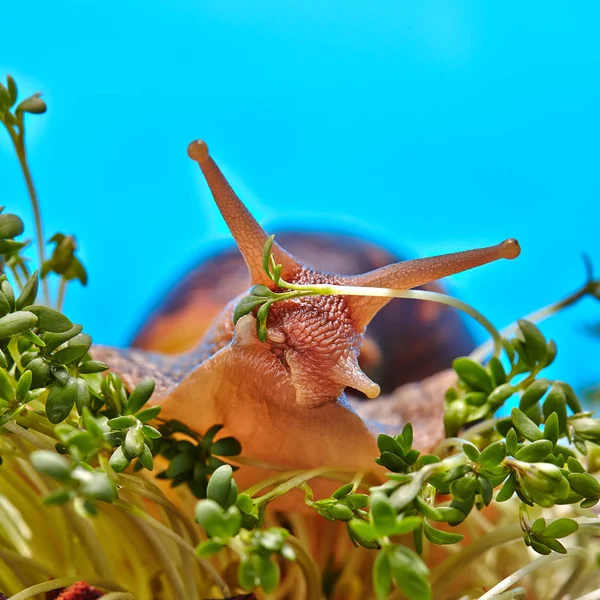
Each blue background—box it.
[1,1,598,396]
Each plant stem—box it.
[286,282,504,358]
[477,547,587,600]
[13,136,50,306]
[114,499,230,596]
[2,119,50,306]
[470,277,597,363]
[286,535,323,599]
[56,277,67,312]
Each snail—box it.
[94,139,520,492]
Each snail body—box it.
[94,140,520,491]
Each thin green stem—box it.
[478,547,587,600]
[254,467,350,507]
[470,279,596,363]
[1,118,50,304]
[283,281,504,358]
[13,135,50,306]
[114,499,230,596]
[286,535,323,599]
[56,277,67,312]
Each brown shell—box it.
[131,232,474,395]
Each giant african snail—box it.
[94,139,520,490]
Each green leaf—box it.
[6,76,17,107]
[0,83,9,110]
[378,433,405,457]
[388,545,432,600]
[207,465,238,509]
[25,357,51,389]
[496,473,516,502]
[554,381,581,413]
[142,424,161,439]
[136,406,161,422]
[544,412,559,447]
[126,378,155,414]
[43,489,71,506]
[428,506,465,523]
[478,475,493,506]
[452,357,493,393]
[531,517,546,533]
[464,392,487,406]
[124,424,145,459]
[20,329,45,347]
[376,451,408,472]
[506,428,519,456]
[530,540,552,555]
[15,272,39,310]
[567,457,585,473]
[373,552,392,600]
[233,294,268,324]
[195,539,225,557]
[237,493,254,515]
[450,473,477,502]
[74,378,90,415]
[514,440,554,463]
[30,450,71,482]
[517,320,547,362]
[16,94,47,114]
[511,407,543,441]
[211,436,242,457]
[401,422,413,449]
[0,311,38,338]
[543,386,567,435]
[0,240,25,253]
[349,518,378,543]
[108,446,130,473]
[138,444,154,471]
[15,370,32,402]
[544,340,558,366]
[544,518,579,539]
[255,300,273,343]
[194,499,227,538]
[520,379,550,411]
[45,378,77,423]
[332,483,354,499]
[78,470,117,502]
[26,305,72,333]
[107,415,137,429]
[166,452,195,478]
[78,360,109,374]
[41,324,83,353]
[0,282,14,312]
[462,443,480,462]
[487,384,517,409]
[0,214,24,240]
[0,368,14,402]
[568,473,600,498]
[423,521,464,545]
[329,503,354,521]
[479,441,507,467]
[371,492,397,536]
[52,333,92,365]
[488,357,506,386]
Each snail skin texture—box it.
[94,140,520,493]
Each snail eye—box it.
[267,329,286,344]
